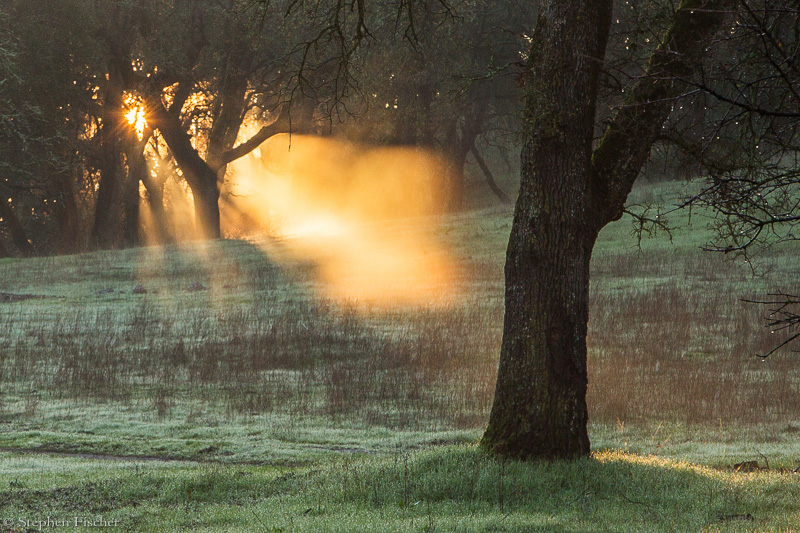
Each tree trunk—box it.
[141,163,173,244]
[121,141,147,247]
[482,0,733,460]
[470,143,511,205]
[484,217,599,458]
[481,0,612,459]
[56,171,81,254]
[0,200,34,256]
[441,116,474,212]
[91,64,125,249]
[192,177,222,240]
[149,100,222,240]
[445,141,471,212]
[91,23,137,250]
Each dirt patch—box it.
[307,445,376,454]
[0,292,46,302]
[0,447,290,466]
[0,447,189,463]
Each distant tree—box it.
[0,2,95,255]
[141,0,329,239]
[0,0,531,250]
[348,0,530,209]
[0,27,38,256]
[89,2,152,249]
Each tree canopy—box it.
[0,0,530,253]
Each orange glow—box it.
[223,134,455,305]
[139,142,204,245]
[282,216,349,238]
[124,94,147,141]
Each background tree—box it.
[0,0,533,252]
[0,1,97,255]
[348,0,530,209]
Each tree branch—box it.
[469,143,511,204]
[591,0,735,227]
[218,105,310,167]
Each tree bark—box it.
[481,0,612,459]
[91,59,126,249]
[148,100,222,240]
[482,0,733,460]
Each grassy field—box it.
[0,179,799,531]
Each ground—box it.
[0,180,798,532]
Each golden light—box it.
[222,133,456,306]
[137,138,208,246]
[281,216,348,239]
[123,93,147,141]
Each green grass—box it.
[0,178,799,531]
[1,447,798,532]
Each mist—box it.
[219,134,456,304]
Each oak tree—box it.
[481,0,735,459]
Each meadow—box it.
[0,179,798,531]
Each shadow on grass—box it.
[1,445,796,531]
[293,445,797,531]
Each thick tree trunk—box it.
[91,65,125,249]
[149,100,222,240]
[192,178,222,240]
[482,0,733,460]
[481,0,613,459]
[484,218,598,458]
